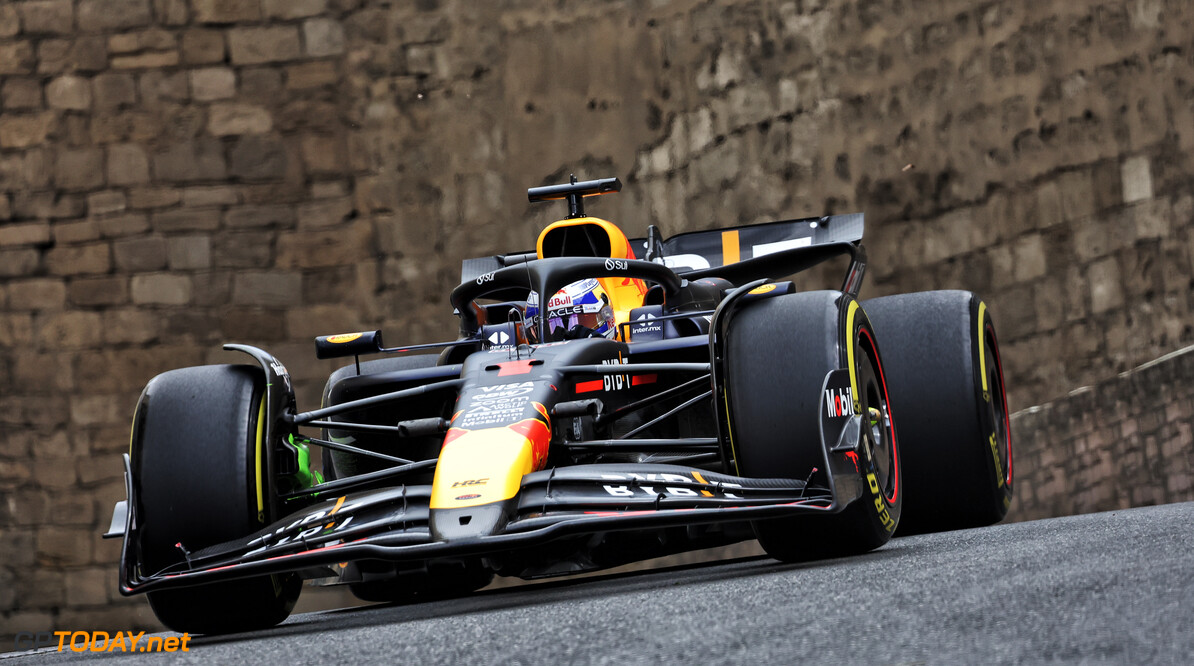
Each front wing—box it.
[113,457,843,595]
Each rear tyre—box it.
[132,365,300,634]
[727,292,902,562]
[862,291,1012,534]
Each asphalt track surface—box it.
[9,501,1194,665]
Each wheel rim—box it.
[858,328,898,503]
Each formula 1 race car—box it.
[104,176,1012,634]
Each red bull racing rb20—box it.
[104,176,1013,634]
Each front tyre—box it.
[132,365,299,634]
[726,292,902,562]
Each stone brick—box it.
[108,28,176,54]
[130,273,192,305]
[0,248,40,277]
[232,270,301,307]
[20,0,75,35]
[68,276,128,306]
[1088,257,1124,314]
[0,40,36,75]
[263,0,326,19]
[112,236,167,272]
[167,235,211,270]
[36,526,92,566]
[139,70,189,106]
[111,50,180,70]
[1122,155,1152,204]
[191,67,236,102]
[1130,200,1170,240]
[286,303,356,338]
[225,204,295,229]
[208,103,273,136]
[64,568,109,607]
[1013,233,1047,282]
[220,307,286,340]
[127,187,179,209]
[0,112,55,149]
[87,190,126,216]
[182,185,238,207]
[153,0,188,25]
[3,488,47,525]
[193,0,261,23]
[0,222,50,247]
[105,144,149,186]
[7,278,66,310]
[1,77,43,109]
[70,394,122,427]
[54,147,105,191]
[0,4,19,38]
[0,313,34,346]
[229,26,302,65]
[0,193,10,219]
[35,310,102,348]
[213,230,272,268]
[2,610,54,635]
[45,243,109,276]
[37,35,106,73]
[46,75,91,110]
[311,180,347,199]
[240,67,283,98]
[102,307,159,344]
[12,190,86,220]
[152,140,227,183]
[229,134,288,180]
[303,18,346,57]
[286,60,338,89]
[90,110,160,144]
[97,213,149,237]
[151,207,220,232]
[297,196,353,229]
[277,220,371,267]
[77,0,151,31]
[300,134,346,175]
[181,28,225,64]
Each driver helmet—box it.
[525,278,617,342]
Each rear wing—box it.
[650,214,863,273]
[459,213,865,294]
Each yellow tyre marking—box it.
[721,230,740,264]
[255,396,266,523]
[723,394,741,475]
[978,301,988,394]
[128,400,140,454]
[845,300,861,413]
[692,471,708,485]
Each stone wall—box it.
[1008,344,1194,522]
[2,0,1194,645]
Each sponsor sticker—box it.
[326,332,364,344]
[824,386,854,418]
